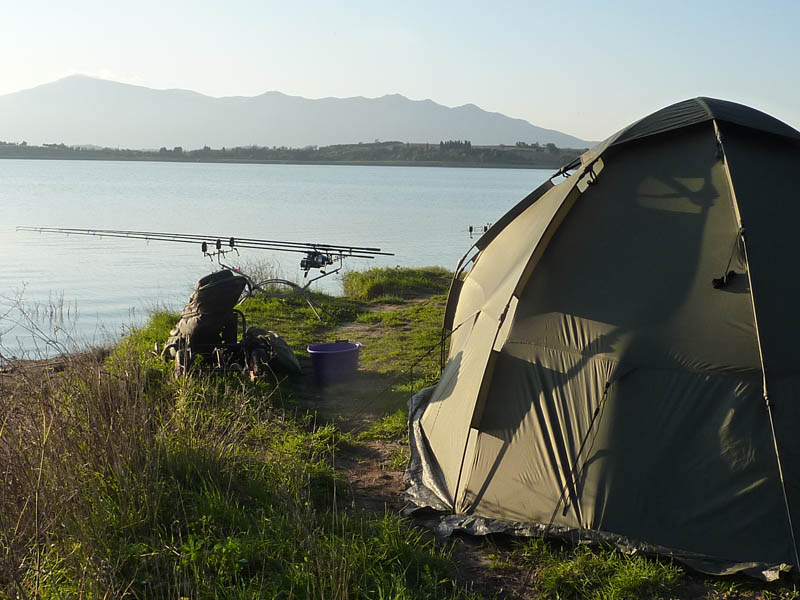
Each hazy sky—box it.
[2,0,798,141]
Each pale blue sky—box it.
[2,0,798,141]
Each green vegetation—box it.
[237,290,363,353]
[358,409,409,442]
[704,579,800,599]
[0,139,585,169]
[343,266,451,302]
[498,538,684,600]
[489,536,800,600]
[384,445,411,472]
[4,265,799,598]
[355,297,446,392]
[0,269,472,599]
[1,358,466,597]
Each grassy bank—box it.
[2,266,799,598]
[0,267,470,599]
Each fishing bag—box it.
[166,269,249,351]
[244,327,302,375]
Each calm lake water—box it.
[0,159,551,357]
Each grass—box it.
[383,445,411,472]
[354,293,447,394]
[703,577,800,599]
[357,409,408,442]
[358,410,411,472]
[342,266,452,302]
[239,290,364,354]
[493,537,684,600]
[0,267,481,599]
[1,350,475,599]
[6,265,799,599]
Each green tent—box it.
[406,98,800,579]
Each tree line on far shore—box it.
[0,139,586,168]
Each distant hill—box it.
[0,75,591,150]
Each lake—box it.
[0,159,551,357]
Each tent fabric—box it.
[407,98,800,578]
[612,97,800,148]
[579,96,800,168]
[420,172,583,497]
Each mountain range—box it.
[0,75,590,150]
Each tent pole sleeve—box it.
[441,242,482,370]
[714,120,800,571]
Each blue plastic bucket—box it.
[307,341,361,386]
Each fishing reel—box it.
[300,250,344,283]
[300,250,334,273]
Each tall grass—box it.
[0,308,474,598]
[0,290,83,360]
[1,351,164,596]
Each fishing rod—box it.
[17,227,391,258]
[17,226,394,283]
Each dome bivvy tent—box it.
[405,97,800,579]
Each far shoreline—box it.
[0,154,559,170]
[0,140,584,171]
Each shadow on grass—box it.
[284,360,413,433]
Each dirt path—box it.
[289,303,543,599]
